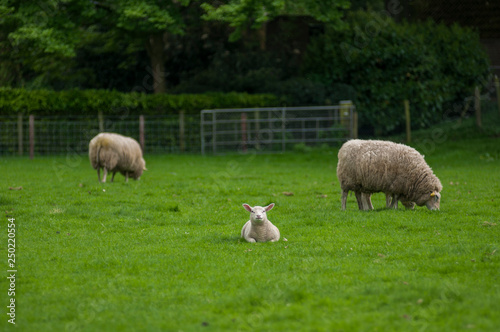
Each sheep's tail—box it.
[89,138,102,170]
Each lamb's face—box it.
[242,203,275,223]
[250,206,267,223]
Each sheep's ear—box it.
[265,203,275,211]
[242,204,252,212]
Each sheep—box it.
[241,203,280,243]
[337,139,442,211]
[88,132,146,183]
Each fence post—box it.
[255,110,260,150]
[29,115,35,159]
[212,111,216,154]
[17,113,23,156]
[475,86,482,129]
[495,75,500,116]
[98,110,104,132]
[281,108,286,152]
[339,100,352,130]
[139,115,145,152]
[404,99,411,143]
[179,110,185,152]
[241,112,248,153]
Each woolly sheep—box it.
[241,203,280,243]
[337,139,442,210]
[89,133,146,183]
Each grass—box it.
[1,112,500,331]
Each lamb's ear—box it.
[265,203,275,211]
[242,204,252,212]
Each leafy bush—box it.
[302,11,491,135]
[0,88,279,116]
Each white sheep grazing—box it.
[241,203,280,243]
[88,132,146,183]
[337,139,442,211]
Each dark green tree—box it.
[0,0,192,93]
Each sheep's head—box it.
[416,191,441,210]
[243,203,275,223]
[131,158,146,180]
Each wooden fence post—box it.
[98,110,104,132]
[139,115,145,152]
[17,113,23,156]
[495,75,500,116]
[339,100,352,130]
[29,114,34,159]
[179,110,185,152]
[255,110,260,150]
[241,112,248,153]
[404,99,411,143]
[475,86,482,129]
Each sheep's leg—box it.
[102,168,108,183]
[341,190,349,210]
[391,195,399,209]
[363,193,374,210]
[125,172,129,183]
[110,172,116,183]
[97,168,101,183]
[354,191,364,210]
[368,194,374,210]
[385,194,392,208]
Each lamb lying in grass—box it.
[241,203,280,243]
[89,132,146,183]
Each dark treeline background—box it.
[0,0,492,135]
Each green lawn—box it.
[1,119,500,331]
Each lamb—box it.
[241,203,280,242]
[337,139,442,210]
[88,132,146,183]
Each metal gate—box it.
[200,103,356,155]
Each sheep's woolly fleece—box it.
[89,132,146,183]
[337,139,442,210]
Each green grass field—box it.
[1,115,500,331]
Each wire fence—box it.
[200,104,357,155]
[0,104,357,156]
[0,114,201,156]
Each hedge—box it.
[0,88,280,116]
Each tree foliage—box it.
[201,0,351,41]
[0,0,192,91]
[302,11,491,135]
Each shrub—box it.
[0,88,279,116]
[302,11,491,135]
